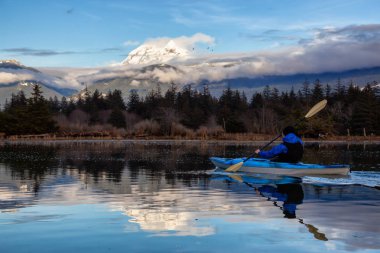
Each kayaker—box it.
[254,126,304,163]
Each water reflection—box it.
[0,141,379,252]
[258,184,304,219]
[218,174,329,241]
[256,183,328,241]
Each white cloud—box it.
[123,40,140,47]
[0,72,34,83]
[143,33,215,51]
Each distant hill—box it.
[0,60,77,106]
[201,66,380,97]
[83,64,380,100]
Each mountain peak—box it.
[122,41,190,65]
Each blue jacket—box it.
[259,133,303,160]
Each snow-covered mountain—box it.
[122,40,190,65]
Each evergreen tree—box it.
[334,78,346,100]
[346,81,360,102]
[263,85,271,100]
[1,84,58,135]
[325,84,331,99]
[108,89,126,110]
[108,108,126,129]
[302,79,311,105]
[311,79,324,103]
[250,93,263,109]
[127,90,141,113]
[31,83,44,104]
[164,83,177,108]
[351,85,378,135]
[270,87,280,101]
[27,84,58,134]
[48,96,60,113]
[217,88,246,133]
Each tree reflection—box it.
[0,144,59,194]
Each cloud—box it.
[241,29,301,42]
[288,24,380,73]
[119,24,380,77]
[101,47,122,53]
[186,24,380,77]
[0,72,34,83]
[2,48,77,56]
[123,40,140,47]
[312,24,380,43]
[143,33,215,51]
[2,47,124,57]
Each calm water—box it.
[0,141,379,253]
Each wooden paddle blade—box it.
[304,99,327,118]
[225,161,244,172]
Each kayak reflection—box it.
[216,173,329,241]
[258,183,328,241]
[258,183,303,219]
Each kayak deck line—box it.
[210,157,350,176]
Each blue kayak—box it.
[210,157,350,175]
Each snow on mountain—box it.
[122,40,190,65]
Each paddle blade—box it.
[228,174,243,182]
[304,99,327,118]
[225,161,244,172]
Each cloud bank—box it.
[56,25,379,89]
[0,72,34,83]
[3,25,379,90]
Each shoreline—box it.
[1,137,380,145]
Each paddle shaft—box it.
[243,134,282,162]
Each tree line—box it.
[0,78,379,137]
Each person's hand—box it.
[255,149,260,154]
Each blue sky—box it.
[1,0,380,67]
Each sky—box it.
[1,0,380,68]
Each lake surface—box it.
[0,140,379,253]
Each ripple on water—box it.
[302,171,380,188]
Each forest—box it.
[0,78,379,139]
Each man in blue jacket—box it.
[255,126,304,163]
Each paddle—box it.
[225,99,327,172]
